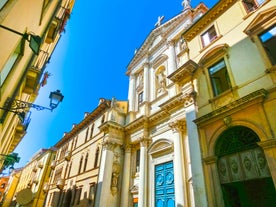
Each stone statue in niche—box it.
[136,73,143,90]
[111,172,119,186]
[156,69,167,93]
[111,162,120,195]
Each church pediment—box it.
[148,139,173,157]
[127,11,194,71]
[244,6,276,35]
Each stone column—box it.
[120,145,132,207]
[95,141,115,207]
[167,40,177,75]
[138,138,150,207]
[258,139,276,187]
[169,120,186,206]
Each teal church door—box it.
[155,161,175,207]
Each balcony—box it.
[23,66,40,95]
[56,178,65,190]
[64,151,72,161]
[50,160,56,169]
[43,183,49,193]
[38,161,44,168]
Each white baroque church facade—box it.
[119,1,209,207]
[42,0,276,206]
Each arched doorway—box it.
[215,126,276,207]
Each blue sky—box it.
[14,0,218,167]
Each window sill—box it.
[265,65,276,73]
[209,86,238,104]
[199,35,223,53]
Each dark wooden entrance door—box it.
[215,126,276,207]
[222,177,276,207]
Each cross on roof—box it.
[155,15,165,27]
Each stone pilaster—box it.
[138,137,151,207]
[128,75,135,112]
[143,62,150,102]
[167,40,177,75]
[120,145,132,207]
[203,156,224,207]
[169,120,186,206]
[94,141,116,207]
[258,139,276,187]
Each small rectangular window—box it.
[136,149,140,172]
[0,0,8,10]
[1,40,23,86]
[259,25,276,65]
[201,25,217,47]
[138,92,143,104]
[242,0,265,13]
[208,59,231,96]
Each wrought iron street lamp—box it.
[0,24,42,55]
[0,90,64,122]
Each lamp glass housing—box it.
[49,90,64,110]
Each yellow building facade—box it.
[1,168,22,207]
[2,148,56,207]
[0,0,74,170]
[180,0,276,206]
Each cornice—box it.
[182,0,236,41]
[99,121,125,134]
[125,115,147,133]
[167,59,198,84]
[159,93,186,113]
[194,89,268,125]
[55,99,111,147]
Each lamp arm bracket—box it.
[4,97,51,111]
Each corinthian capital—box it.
[139,136,152,147]
[169,120,186,132]
[102,141,116,151]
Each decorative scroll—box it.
[218,148,271,184]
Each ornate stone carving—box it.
[111,161,120,195]
[169,120,186,133]
[194,89,268,125]
[178,91,196,107]
[102,141,116,151]
[139,136,152,147]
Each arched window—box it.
[83,153,89,172]
[90,124,94,139]
[78,156,83,174]
[94,147,100,168]
[85,128,89,141]
[101,115,105,124]
[67,161,72,178]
